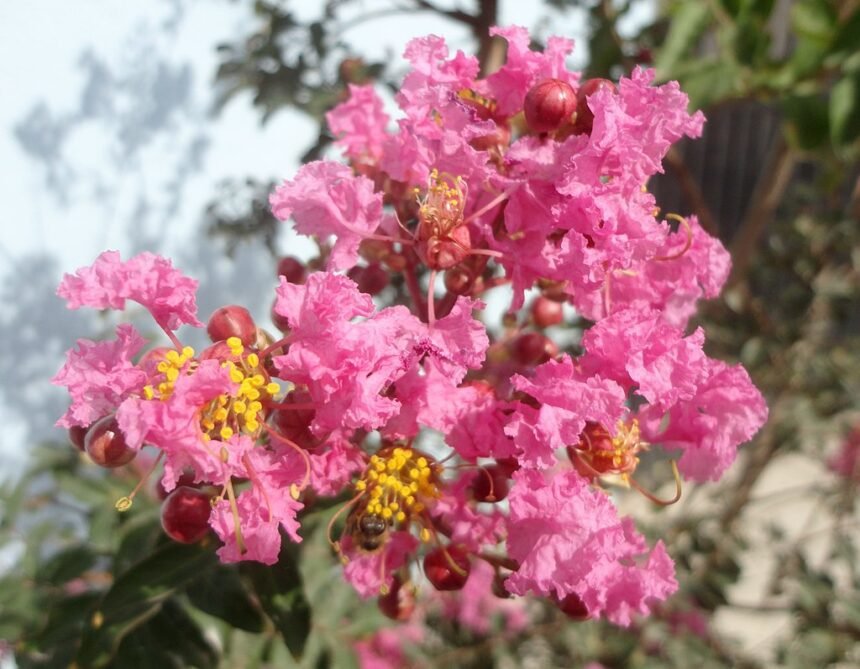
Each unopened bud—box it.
[524,79,577,134]
[207,305,256,346]
[572,78,617,136]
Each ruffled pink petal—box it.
[53,323,148,428]
[270,162,383,270]
[57,251,202,330]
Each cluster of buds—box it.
[52,25,767,633]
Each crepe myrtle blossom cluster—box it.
[53,26,767,628]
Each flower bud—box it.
[161,486,212,544]
[556,592,590,620]
[524,79,577,134]
[207,305,256,346]
[444,266,474,295]
[277,256,306,284]
[572,78,617,136]
[511,332,558,366]
[270,299,291,333]
[469,124,511,151]
[84,415,136,468]
[424,545,471,591]
[418,225,472,271]
[348,263,389,295]
[531,296,564,328]
[157,469,198,500]
[68,425,87,451]
[470,465,510,503]
[378,576,416,620]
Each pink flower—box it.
[482,26,578,117]
[586,67,705,185]
[270,162,384,270]
[640,359,767,482]
[210,446,305,564]
[828,427,860,482]
[354,622,423,669]
[307,435,367,497]
[446,381,518,460]
[57,250,203,330]
[581,308,708,412]
[505,469,677,626]
[430,475,506,553]
[587,217,732,327]
[342,531,418,599]
[116,359,235,483]
[326,84,390,165]
[505,356,626,468]
[53,324,147,428]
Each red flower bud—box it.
[424,545,471,591]
[84,415,136,468]
[470,464,510,503]
[277,256,306,284]
[207,305,256,346]
[531,296,564,328]
[418,225,472,270]
[68,425,87,451]
[444,265,474,295]
[347,263,389,295]
[511,332,558,366]
[161,486,213,544]
[270,299,291,333]
[572,78,617,136]
[556,592,590,620]
[524,79,577,134]
[378,576,416,620]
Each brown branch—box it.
[664,146,720,235]
[412,0,478,27]
[727,136,797,288]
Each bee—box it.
[346,509,390,553]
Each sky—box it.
[0,0,654,476]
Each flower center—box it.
[354,446,440,526]
[200,337,280,441]
[416,169,466,238]
[572,420,645,480]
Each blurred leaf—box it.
[36,544,99,586]
[242,541,311,660]
[791,0,837,41]
[654,2,711,77]
[76,541,217,667]
[186,564,266,633]
[782,93,830,149]
[829,73,860,146]
[673,59,742,108]
[110,598,219,669]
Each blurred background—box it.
[1,1,858,667]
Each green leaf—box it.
[673,59,742,108]
[110,599,219,669]
[830,73,860,147]
[782,93,830,150]
[831,9,860,61]
[186,564,266,633]
[791,0,837,41]
[242,541,311,660]
[35,544,99,586]
[76,541,218,667]
[654,2,711,77]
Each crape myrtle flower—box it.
[54,23,769,630]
